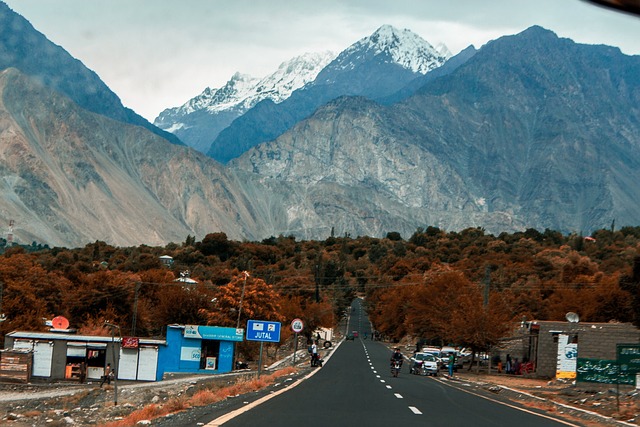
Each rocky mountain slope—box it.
[0,68,276,247]
[1,3,639,248]
[0,1,181,146]
[231,26,640,236]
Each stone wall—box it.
[534,321,640,379]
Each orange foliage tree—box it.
[200,273,285,328]
[0,253,70,333]
[406,266,513,352]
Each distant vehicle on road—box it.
[410,352,439,376]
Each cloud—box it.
[5,0,639,121]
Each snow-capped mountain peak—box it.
[257,51,337,103]
[186,72,259,114]
[333,24,450,75]
[157,51,336,120]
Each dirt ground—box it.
[453,370,640,426]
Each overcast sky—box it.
[3,0,639,121]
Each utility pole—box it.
[104,322,121,405]
[0,280,4,322]
[236,271,249,329]
[483,265,491,306]
[131,282,141,336]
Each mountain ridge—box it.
[1,13,640,247]
[230,26,640,236]
[207,25,451,163]
[153,51,336,154]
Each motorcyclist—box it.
[390,347,403,374]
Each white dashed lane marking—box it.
[394,393,403,399]
[409,406,422,415]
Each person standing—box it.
[310,341,318,366]
[79,362,86,384]
[448,353,456,378]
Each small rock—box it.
[63,416,75,424]
[136,421,151,425]
[151,395,160,403]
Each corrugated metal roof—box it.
[6,331,165,345]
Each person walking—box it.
[448,353,456,378]
[100,363,113,387]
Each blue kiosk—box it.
[157,324,244,378]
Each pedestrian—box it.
[79,362,86,383]
[310,341,318,366]
[100,363,112,387]
[448,352,456,378]
[492,354,502,374]
[506,354,512,374]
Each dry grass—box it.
[21,410,42,418]
[103,367,298,427]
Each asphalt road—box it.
[195,298,576,427]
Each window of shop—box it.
[65,342,87,380]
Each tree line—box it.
[1,226,639,360]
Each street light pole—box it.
[236,271,249,329]
[104,322,121,405]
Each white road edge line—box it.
[204,339,343,426]
[431,378,580,427]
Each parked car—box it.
[410,352,440,376]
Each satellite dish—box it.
[51,316,70,330]
[566,312,580,323]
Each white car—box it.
[410,352,440,376]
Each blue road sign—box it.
[246,320,281,343]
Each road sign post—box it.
[246,320,282,377]
[291,318,304,365]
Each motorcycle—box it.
[410,361,423,375]
[391,360,402,377]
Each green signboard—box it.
[617,343,640,373]
[576,358,635,385]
